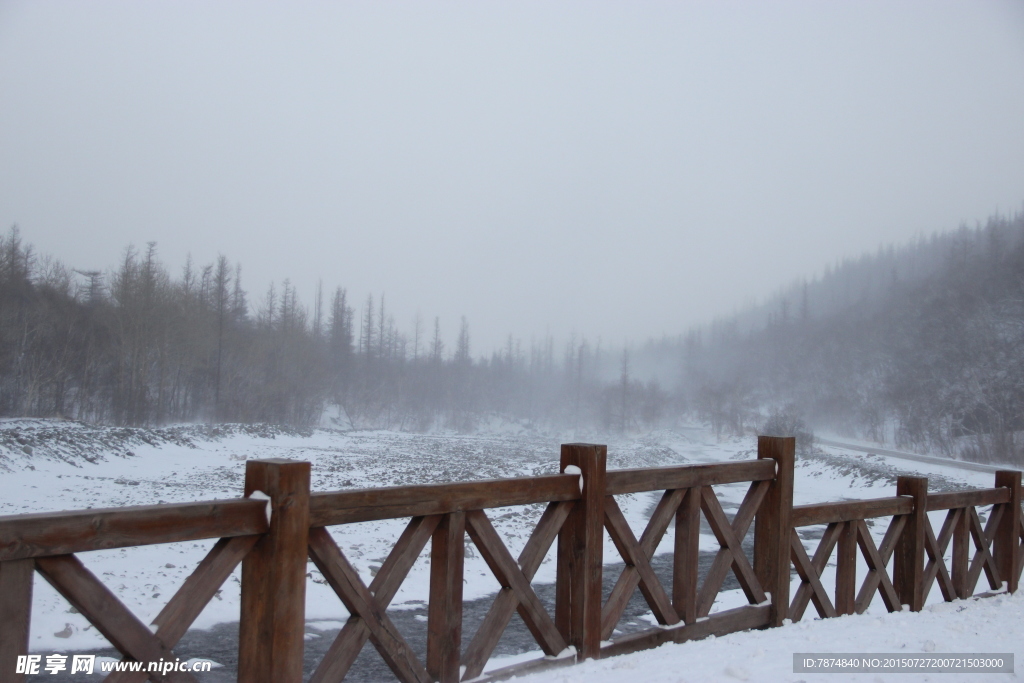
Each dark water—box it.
[25,542,755,683]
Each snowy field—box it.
[0,418,1020,681]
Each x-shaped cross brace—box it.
[696,481,769,618]
[924,508,960,602]
[35,535,258,683]
[307,517,439,683]
[601,489,685,639]
[460,501,572,680]
[790,522,841,620]
[966,505,1002,593]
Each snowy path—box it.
[816,437,1016,475]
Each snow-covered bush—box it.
[761,405,815,454]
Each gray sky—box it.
[1,1,1022,354]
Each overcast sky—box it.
[1,2,1022,354]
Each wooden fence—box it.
[0,437,1021,683]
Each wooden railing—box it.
[789,470,1023,621]
[0,439,1021,683]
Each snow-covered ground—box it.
[2,419,712,654]
[515,590,1023,683]
[1,419,1019,681]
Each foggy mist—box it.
[1,2,1022,352]
[2,2,1024,464]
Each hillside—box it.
[662,212,1024,465]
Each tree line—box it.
[7,210,1020,463]
[0,228,672,432]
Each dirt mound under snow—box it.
[0,419,316,471]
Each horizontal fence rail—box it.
[0,498,270,562]
[309,473,582,526]
[0,440,1021,683]
[603,458,776,495]
[792,497,914,527]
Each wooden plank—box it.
[0,498,268,562]
[696,484,767,616]
[835,522,857,615]
[517,502,573,577]
[0,559,34,683]
[599,564,636,636]
[238,459,310,683]
[310,516,440,683]
[855,515,905,613]
[953,506,970,599]
[878,515,907,562]
[994,471,1022,593]
[791,523,841,621]
[792,497,913,527]
[309,474,580,526]
[674,487,701,624]
[151,535,258,647]
[640,489,686,557]
[854,520,901,613]
[729,480,771,550]
[373,516,443,605]
[753,436,794,626]
[462,502,571,681]
[308,527,431,683]
[34,554,196,682]
[428,512,465,683]
[696,543,735,618]
[465,510,566,657]
[789,530,836,619]
[555,444,606,660]
[599,604,771,659]
[605,459,775,496]
[926,488,1010,511]
[600,496,679,638]
[894,477,927,611]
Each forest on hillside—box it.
[2,212,1024,465]
[664,212,1024,465]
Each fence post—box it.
[673,486,701,625]
[994,470,1022,594]
[427,511,465,683]
[754,435,794,627]
[894,476,927,611]
[556,443,606,660]
[238,459,311,683]
[0,559,34,683]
